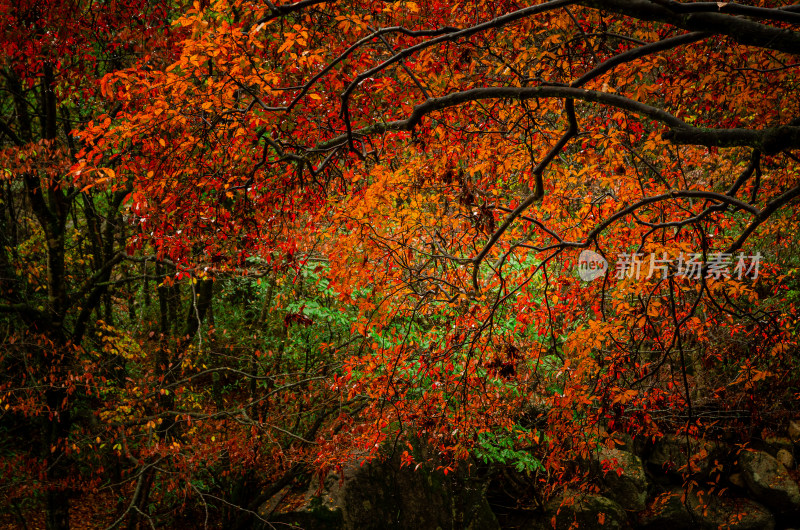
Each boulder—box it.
[763,436,794,456]
[593,448,647,511]
[647,435,723,476]
[639,489,774,530]
[638,490,694,530]
[609,431,635,452]
[270,496,344,530]
[739,450,800,512]
[544,492,628,530]
[688,492,774,530]
[788,420,800,443]
[294,450,499,530]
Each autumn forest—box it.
[2,0,800,528]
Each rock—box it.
[777,448,795,469]
[271,497,344,530]
[609,432,634,452]
[764,436,794,456]
[296,449,499,530]
[729,472,746,488]
[638,490,693,529]
[739,449,800,512]
[545,492,628,530]
[647,435,723,476]
[788,420,800,442]
[689,492,774,530]
[257,485,291,520]
[593,448,647,511]
[639,489,774,530]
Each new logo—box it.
[578,250,608,281]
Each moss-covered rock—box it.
[544,491,628,530]
[639,488,774,530]
[690,493,774,530]
[270,495,345,530]
[299,448,498,530]
[593,448,647,511]
[647,435,724,476]
[638,489,693,530]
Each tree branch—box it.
[319,86,800,154]
[571,31,709,87]
[580,0,800,55]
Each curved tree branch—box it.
[319,86,800,154]
[580,0,800,55]
[571,31,709,87]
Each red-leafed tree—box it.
[4,0,800,528]
[0,1,184,528]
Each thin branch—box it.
[571,31,709,87]
[469,99,578,291]
[338,0,577,149]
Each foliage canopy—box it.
[1,0,800,527]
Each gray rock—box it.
[610,432,635,452]
[271,497,344,530]
[688,492,774,530]
[647,435,723,476]
[764,436,794,456]
[788,420,800,443]
[729,472,747,488]
[593,448,648,511]
[545,491,628,530]
[297,449,499,530]
[638,489,693,529]
[639,489,774,530]
[740,449,800,512]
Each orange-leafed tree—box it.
[8,0,800,527]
